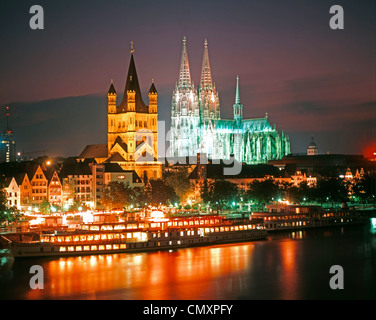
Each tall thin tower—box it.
[0,106,16,163]
[170,37,200,157]
[199,39,220,122]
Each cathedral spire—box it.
[200,38,213,90]
[235,75,240,104]
[178,36,192,88]
[233,76,243,123]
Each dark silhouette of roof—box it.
[105,152,127,163]
[103,163,125,172]
[79,144,108,159]
[59,162,92,177]
[111,136,128,152]
[189,163,283,180]
[0,161,43,181]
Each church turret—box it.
[233,75,243,124]
[148,79,158,113]
[107,80,117,114]
[148,79,158,144]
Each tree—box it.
[202,179,239,211]
[148,179,177,205]
[131,186,149,208]
[312,177,348,207]
[40,199,51,214]
[247,179,279,210]
[0,190,9,224]
[164,167,193,203]
[352,174,376,204]
[0,190,23,225]
[101,181,135,209]
[285,181,314,204]
[286,185,301,204]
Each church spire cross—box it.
[130,41,135,54]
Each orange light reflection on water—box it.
[26,243,255,300]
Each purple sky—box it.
[0,0,375,158]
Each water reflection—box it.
[22,243,255,300]
[2,225,376,300]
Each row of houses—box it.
[0,159,144,211]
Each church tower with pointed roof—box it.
[106,44,162,181]
[199,39,220,122]
[170,36,201,157]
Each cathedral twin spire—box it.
[178,37,215,91]
[177,37,220,120]
[200,39,213,91]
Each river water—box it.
[1,223,375,300]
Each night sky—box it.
[0,0,375,159]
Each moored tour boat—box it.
[251,204,370,231]
[3,213,267,258]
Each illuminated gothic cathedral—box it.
[169,37,291,164]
